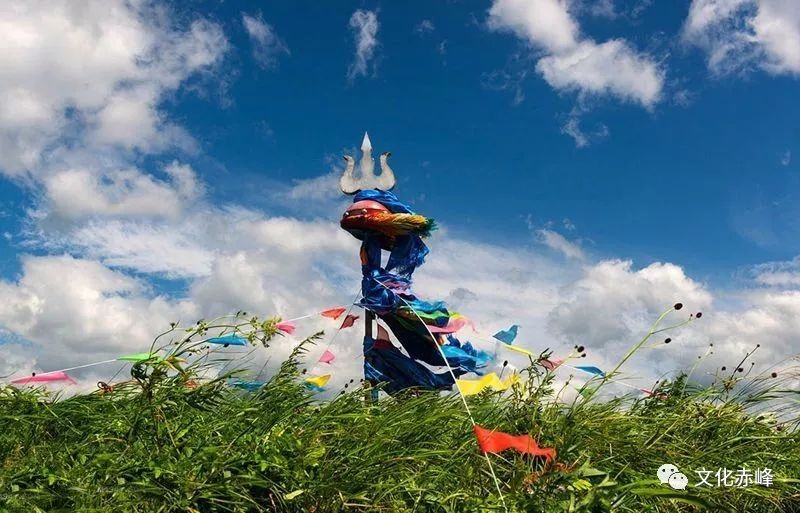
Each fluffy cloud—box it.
[347,9,380,82]
[41,162,203,221]
[0,0,228,223]
[242,12,289,69]
[0,254,196,369]
[683,0,800,76]
[487,0,664,107]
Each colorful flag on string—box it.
[318,349,336,364]
[640,388,668,400]
[456,372,519,396]
[575,365,605,377]
[340,314,359,329]
[207,334,248,346]
[500,343,534,357]
[229,379,266,392]
[540,358,563,371]
[321,307,347,320]
[276,321,296,335]
[473,425,555,460]
[11,371,76,385]
[492,325,519,344]
[304,374,331,391]
[117,352,159,362]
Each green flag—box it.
[117,352,158,362]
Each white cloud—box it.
[415,19,435,35]
[347,9,380,82]
[0,254,197,369]
[242,12,289,69]
[0,0,228,194]
[487,0,664,108]
[781,150,792,166]
[536,228,586,260]
[683,0,800,76]
[751,257,800,287]
[41,162,203,221]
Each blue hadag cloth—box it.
[575,365,605,377]
[207,334,248,346]
[441,336,492,375]
[379,314,447,366]
[363,335,462,394]
[492,325,519,344]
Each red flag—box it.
[473,425,555,460]
[321,307,347,320]
[340,314,359,329]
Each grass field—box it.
[1,315,799,512]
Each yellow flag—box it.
[456,373,519,396]
[499,343,534,357]
[305,374,331,388]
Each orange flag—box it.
[340,314,359,329]
[321,307,347,320]
[473,425,555,460]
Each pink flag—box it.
[276,321,296,335]
[318,349,336,364]
[540,358,564,371]
[321,307,347,320]
[11,371,76,385]
[429,316,473,334]
[340,314,359,329]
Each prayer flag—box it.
[492,325,519,344]
[11,371,76,385]
[473,425,555,460]
[340,314,359,329]
[319,349,336,364]
[276,321,296,335]
[207,334,248,346]
[456,372,519,396]
[321,307,347,320]
[575,365,605,377]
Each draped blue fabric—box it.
[350,190,490,394]
[363,336,466,393]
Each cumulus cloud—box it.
[487,0,664,108]
[347,9,380,82]
[0,0,228,213]
[683,0,800,76]
[0,254,197,369]
[242,12,289,69]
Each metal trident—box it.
[339,132,396,194]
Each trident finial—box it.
[340,132,396,194]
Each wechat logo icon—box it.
[658,463,688,490]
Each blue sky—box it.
[1,0,799,387]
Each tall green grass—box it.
[1,313,798,512]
